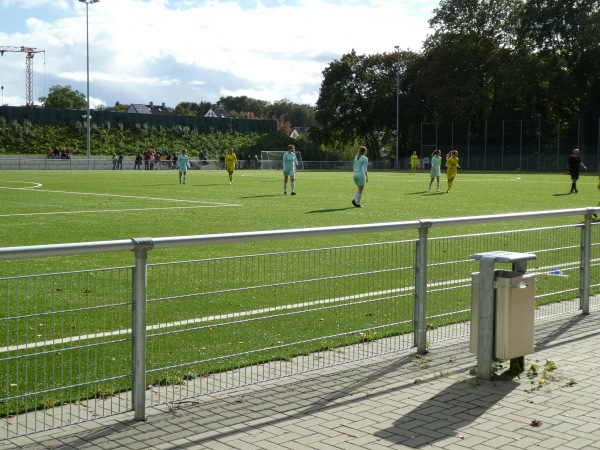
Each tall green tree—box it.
[268,100,316,127]
[518,0,600,117]
[218,96,269,117]
[315,50,400,160]
[39,85,87,109]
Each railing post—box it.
[475,256,496,381]
[414,220,431,354]
[132,238,154,421]
[581,210,593,314]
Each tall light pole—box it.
[394,45,400,170]
[80,0,100,170]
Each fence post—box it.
[580,211,593,314]
[414,221,431,354]
[132,238,154,421]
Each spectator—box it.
[118,153,124,170]
[46,147,52,159]
[134,153,142,170]
[53,147,60,159]
[112,153,118,170]
[143,150,151,170]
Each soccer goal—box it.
[260,150,304,170]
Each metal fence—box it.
[0,157,395,171]
[0,208,599,439]
[419,118,600,171]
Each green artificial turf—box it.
[0,168,597,415]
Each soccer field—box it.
[0,168,597,274]
[0,168,598,420]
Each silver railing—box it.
[0,208,599,439]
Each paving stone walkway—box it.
[3,310,600,449]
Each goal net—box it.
[260,150,304,170]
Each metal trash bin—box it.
[470,251,537,379]
[470,270,535,359]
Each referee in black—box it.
[567,148,587,193]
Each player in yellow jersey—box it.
[224,148,238,184]
[445,150,460,193]
[409,151,419,175]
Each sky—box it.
[0,0,439,109]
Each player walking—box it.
[283,145,298,195]
[352,146,369,208]
[428,150,442,192]
[177,149,190,184]
[225,148,238,184]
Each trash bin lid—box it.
[470,251,537,263]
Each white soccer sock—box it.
[356,192,362,204]
[291,181,295,192]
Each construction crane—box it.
[0,46,45,107]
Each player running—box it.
[225,148,238,184]
[445,150,460,193]
[177,149,190,184]
[283,145,298,195]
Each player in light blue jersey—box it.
[177,149,190,184]
[352,146,369,208]
[428,149,442,192]
[282,144,298,195]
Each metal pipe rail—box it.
[0,206,597,425]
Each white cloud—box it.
[0,0,437,107]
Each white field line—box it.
[0,263,582,354]
[0,205,237,218]
[0,279,462,354]
[1,186,239,206]
[0,182,240,215]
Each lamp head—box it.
[394,45,400,50]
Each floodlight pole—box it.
[80,0,99,170]
[394,45,400,170]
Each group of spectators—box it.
[45,147,72,160]
[134,149,186,170]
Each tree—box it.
[269,100,317,127]
[315,50,400,160]
[418,0,524,122]
[39,85,87,109]
[218,96,269,117]
[517,0,600,117]
[173,102,198,116]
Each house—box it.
[289,127,310,139]
[126,101,171,115]
[204,107,234,118]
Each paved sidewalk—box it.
[4,310,600,449]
